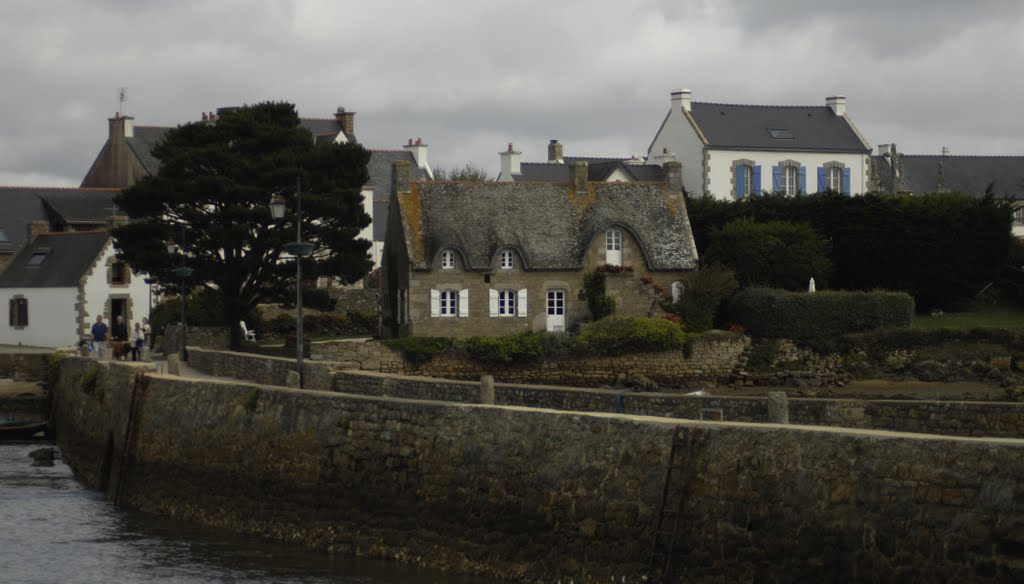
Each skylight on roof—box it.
[767,128,794,139]
[0,228,7,242]
[26,248,50,267]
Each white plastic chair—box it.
[240,320,257,342]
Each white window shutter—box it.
[489,289,499,317]
[458,289,470,317]
[517,289,528,317]
[430,289,440,317]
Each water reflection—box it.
[0,443,489,584]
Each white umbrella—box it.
[808,277,816,293]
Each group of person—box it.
[90,314,151,361]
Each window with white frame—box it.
[1015,208,1024,225]
[827,167,842,192]
[500,250,514,269]
[439,289,457,316]
[738,165,753,197]
[783,166,798,196]
[497,290,516,316]
[440,250,455,269]
[605,229,622,265]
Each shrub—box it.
[705,217,832,291]
[596,264,634,274]
[673,264,739,332]
[460,333,547,365]
[576,316,690,356]
[151,288,230,338]
[729,287,914,340]
[583,271,616,320]
[382,336,455,365]
[277,287,337,312]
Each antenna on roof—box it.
[118,87,127,116]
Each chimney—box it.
[651,147,677,167]
[334,107,355,137]
[26,220,50,242]
[391,159,411,196]
[108,114,135,142]
[498,143,521,182]
[671,88,692,113]
[548,139,564,163]
[826,95,846,116]
[664,161,683,193]
[569,161,588,192]
[403,138,430,173]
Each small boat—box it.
[0,419,48,440]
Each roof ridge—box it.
[695,101,827,109]
[0,186,119,192]
[36,229,109,237]
[896,154,1024,159]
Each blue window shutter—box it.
[735,166,746,198]
[798,166,807,194]
[772,166,781,192]
[842,168,851,195]
[752,165,762,195]
[817,167,827,192]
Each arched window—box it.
[440,250,455,270]
[500,250,514,270]
[605,229,622,266]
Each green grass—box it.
[912,306,1024,330]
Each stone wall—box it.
[327,287,378,314]
[0,352,49,381]
[186,347,350,390]
[52,357,1024,582]
[161,324,230,356]
[313,332,749,387]
[333,370,1024,439]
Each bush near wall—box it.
[260,312,376,337]
[729,288,914,340]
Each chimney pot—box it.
[548,139,564,163]
[403,138,430,173]
[334,107,355,137]
[826,95,847,116]
[664,161,683,193]
[569,161,588,192]
[671,88,692,113]
[498,143,522,181]
[202,112,208,121]
[391,160,411,196]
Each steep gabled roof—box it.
[367,150,430,241]
[395,181,697,271]
[874,154,1024,198]
[512,157,665,183]
[690,102,870,153]
[0,231,109,288]
[126,125,171,175]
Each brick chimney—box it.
[335,107,355,137]
[671,88,692,113]
[403,138,430,174]
[391,159,411,196]
[569,161,588,192]
[548,139,564,163]
[826,95,846,116]
[26,220,50,242]
[108,113,134,142]
[498,143,521,182]
[664,161,683,193]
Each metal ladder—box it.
[647,426,701,583]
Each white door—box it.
[546,290,565,332]
[606,229,622,266]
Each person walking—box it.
[91,315,108,360]
[112,315,129,360]
[131,322,145,361]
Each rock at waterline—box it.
[29,447,56,467]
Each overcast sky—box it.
[2,0,1023,186]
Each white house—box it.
[647,89,873,199]
[0,231,148,348]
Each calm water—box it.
[0,442,491,584]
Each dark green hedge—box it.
[575,316,691,356]
[729,287,914,339]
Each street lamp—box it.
[270,178,314,388]
[166,227,193,360]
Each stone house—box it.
[873,145,1024,237]
[79,108,431,269]
[0,230,148,348]
[647,89,872,199]
[496,139,664,183]
[380,160,698,338]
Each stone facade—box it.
[52,357,1024,582]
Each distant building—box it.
[496,139,663,183]
[647,89,872,199]
[381,160,698,338]
[0,230,147,348]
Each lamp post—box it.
[167,226,193,360]
[270,177,314,388]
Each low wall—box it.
[186,347,351,390]
[333,370,1024,439]
[53,357,1024,581]
[161,325,230,356]
[0,352,49,382]
[313,332,750,387]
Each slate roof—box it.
[0,231,108,288]
[299,118,353,144]
[126,126,171,175]
[688,103,870,153]
[873,155,1024,198]
[511,157,665,183]
[367,150,430,241]
[395,181,698,271]
[0,187,116,253]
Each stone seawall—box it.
[53,358,1024,582]
[0,352,49,382]
[313,332,749,387]
[333,370,1024,439]
[187,347,352,390]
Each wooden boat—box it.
[0,419,48,440]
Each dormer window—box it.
[440,250,455,270]
[500,250,514,270]
[25,248,50,267]
[0,228,7,242]
[605,229,622,266]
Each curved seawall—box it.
[53,357,1024,582]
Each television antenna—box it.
[118,87,127,116]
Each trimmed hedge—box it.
[576,316,691,356]
[382,336,456,365]
[729,287,914,339]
